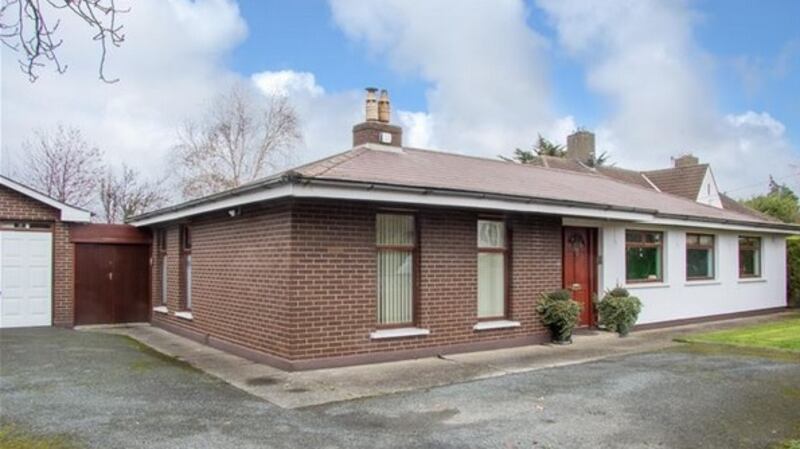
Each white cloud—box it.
[1,0,247,180]
[329,0,572,156]
[537,0,798,197]
[252,70,325,97]
[251,70,361,165]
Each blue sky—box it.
[3,0,798,199]
[229,0,800,146]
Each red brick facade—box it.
[0,185,75,327]
[150,198,562,369]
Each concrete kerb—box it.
[83,311,796,409]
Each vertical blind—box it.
[477,220,505,318]
[161,256,168,305]
[186,255,193,309]
[376,214,414,324]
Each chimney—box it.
[353,87,403,147]
[673,154,699,168]
[566,130,595,163]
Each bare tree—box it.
[172,84,301,199]
[98,164,167,223]
[23,124,103,207]
[0,0,127,82]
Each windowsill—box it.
[738,277,766,284]
[473,320,521,331]
[624,282,670,289]
[685,279,721,287]
[370,327,430,340]
[152,306,168,314]
[174,311,194,320]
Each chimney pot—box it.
[365,87,379,122]
[566,130,595,163]
[378,89,391,123]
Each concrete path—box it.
[87,311,796,408]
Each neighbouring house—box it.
[0,175,91,328]
[128,88,797,370]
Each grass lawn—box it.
[678,314,800,352]
[0,425,80,449]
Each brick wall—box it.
[287,200,561,361]
[151,202,294,359]
[150,198,562,366]
[0,185,75,326]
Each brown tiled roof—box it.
[596,166,656,189]
[719,193,780,222]
[642,164,709,200]
[294,147,774,225]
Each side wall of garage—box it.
[0,185,75,327]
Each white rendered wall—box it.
[695,168,723,208]
[596,224,786,324]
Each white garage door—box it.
[0,231,53,328]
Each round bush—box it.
[536,290,581,343]
[598,290,642,336]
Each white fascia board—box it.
[645,217,798,235]
[292,183,653,222]
[0,176,91,222]
[128,184,294,226]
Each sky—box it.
[2,0,799,200]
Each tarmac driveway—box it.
[1,327,799,449]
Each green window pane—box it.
[687,248,713,279]
[626,246,662,281]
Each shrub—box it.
[608,286,629,298]
[536,289,581,343]
[787,238,800,308]
[598,288,642,336]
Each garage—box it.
[0,229,53,328]
[71,224,152,325]
[0,175,92,328]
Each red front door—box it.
[562,227,596,327]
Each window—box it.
[376,214,415,325]
[739,236,761,278]
[180,225,193,310]
[157,229,168,306]
[477,220,507,318]
[625,230,663,283]
[686,234,714,280]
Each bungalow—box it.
[129,89,796,370]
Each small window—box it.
[739,236,761,278]
[181,225,192,250]
[686,234,714,280]
[477,220,506,318]
[161,256,168,306]
[157,229,167,251]
[626,230,663,283]
[376,214,415,325]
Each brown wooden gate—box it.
[71,224,151,325]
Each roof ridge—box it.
[643,163,709,175]
[296,147,368,177]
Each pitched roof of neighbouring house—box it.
[642,164,710,200]
[0,174,92,222]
